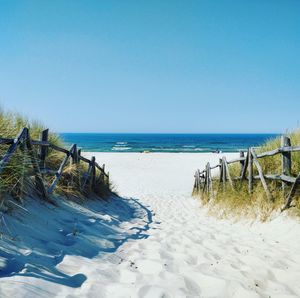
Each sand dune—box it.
[1,152,299,297]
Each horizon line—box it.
[57,132,281,135]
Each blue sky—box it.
[0,0,299,133]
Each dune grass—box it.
[0,108,111,205]
[199,130,300,220]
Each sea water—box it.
[59,133,277,153]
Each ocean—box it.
[59,133,278,153]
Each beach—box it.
[1,152,300,297]
[80,152,300,297]
[2,1,299,296]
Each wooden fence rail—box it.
[192,136,300,211]
[0,127,109,200]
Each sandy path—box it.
[1,153,299,297]
[81,153,300,298]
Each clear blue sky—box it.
[0,0,299,133]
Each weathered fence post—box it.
[193,171,198,194]
[198,170,202,194]
[281,136,291,194]
[219,158,222,180]
[25,128,48,199]
[222,158,226,190]
[90,156,96,190]
[202,168,207,195]
[0,128,27,175]
[48,144,74,194]
[196,171,199,194]
[101,164,105,183]
[223,156,234,190]
[240,150,249,181]
[248,148,253,194]
[206,163,209,195]
[107,171,110,187]
[251,148,273,201]
[78,149,82,165]
[209,166,213,195]
[206,162,213,198]
[68,144,78,188]
[39,129,49,169]
[239,151,245,176]
[282,172,300,210]
[72,144,78,164]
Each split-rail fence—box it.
[193,136,300,211]
[0,127,109,201]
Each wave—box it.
[112,146,132,151]
[150,148,207,152]
[61,133,276,153]
[151,148,180,151]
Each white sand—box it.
[82,152,300,298]
[0,152,300,297]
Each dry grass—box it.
[196,130,300,220]
[203,183,285,221]
[0,108,111,204]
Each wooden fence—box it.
[193,136,300,211]
[0,127,109,200]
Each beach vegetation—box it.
[199,130,300,220]
[0,108,111,207]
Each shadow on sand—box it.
[0,195,153,288]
